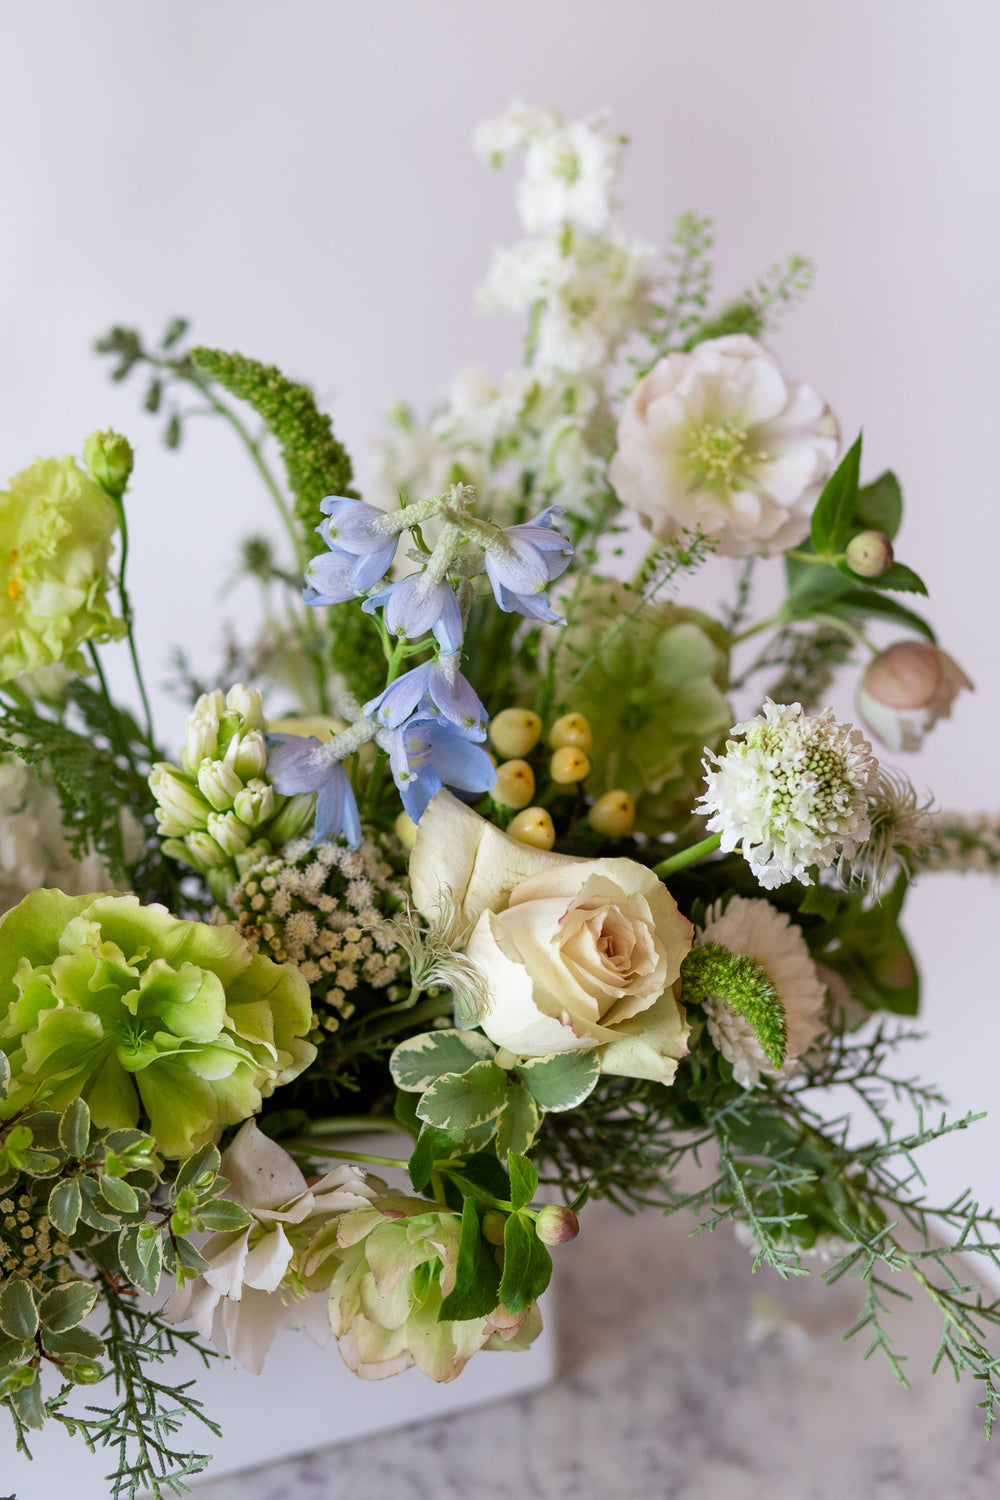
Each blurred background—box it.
[0,0,996,1254]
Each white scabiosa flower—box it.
[698,700,879,888]
[698,896,826,1087]
[608,334,839,556]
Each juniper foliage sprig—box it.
[537,1018,1000,1433]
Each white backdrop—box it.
[0,1,997,1245]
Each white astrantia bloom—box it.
[697,896,826,1087]
[608,334,839,556]
[162,1120,384,1374]
[698,700,879,889]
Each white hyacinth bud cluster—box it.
[223,831,411,1033]
[149,684,315,903]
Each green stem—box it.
[784,549,843,567]
[730,612,783,646]
[111,495,155,747]
[813,611,880,658]
[303,1115,404,1138]
[86,643,135,770]
[653,831,723,878]
[290,1142,410,1170]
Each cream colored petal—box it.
[220,1118,309,1214]
[409,790,579,927]
[598,989,690,1085]
[202,1229,251,1301]
[469,910,597,1056]
[242,1225,294,1292]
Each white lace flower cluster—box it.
[698,700,879,889]
[223,831,410,1031]
[375,103,656,524]
[0,753,112,913]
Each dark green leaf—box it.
[498,1212,552,1315]
[810,433,862,553]
[448,1151,511,1202]
[439,1197,502,1321]
[173,1235,210,1272]
[824,588,936,642]
[58,1097,91,1157]
[861,561,928,596]
[507,1154,539,1212]
[408,1125,455,1194]
[22,1148,60,1177]
[416,1060,508,1132]
[38,1280,99,1334]
[0,1278,38,1340]
[855,470,902,538]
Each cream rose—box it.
[410,791,693,1084]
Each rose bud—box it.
[857,641,973,752]
[535,1205,580,1245]
[845,529,894,578]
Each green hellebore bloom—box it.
[0,456,127,682]
[549,582,733,836]
[0,890,315,1158]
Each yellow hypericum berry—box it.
[507,807,556,850]
[550,746,590,784]
[394,811,419,850]
[587,789,636,837]
[548,712,593,753]
[489,707,543,759]
[495,759,536,810]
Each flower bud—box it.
[197,759,244,812]
[181,711,220,775]
[507,807,556,850]
[481,1210,507,1246]
[548,712,593,753]
[207,811,254,856]
[224,729,268,780]
[394,810,419,849]
[149,766,212,834]
[83,428,134,498]
[233,779,275,828]
[225,683,266,729]
[489,707,542,758]
[587,789,636,837]
[845,529,894,578]
[535,1205,580,1245]
[857,642,973,752]
[550,746,590,784]
[495,759,536,809]
[184,829,232,870]
[265,791,316,844]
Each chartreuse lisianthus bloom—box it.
[0,455,126,681]
[0,890,315,1157]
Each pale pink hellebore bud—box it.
[845,529,893,578]
[856,642,973,752]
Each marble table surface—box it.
[194,1197,1000,1500]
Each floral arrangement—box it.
[0,102,997,1497]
